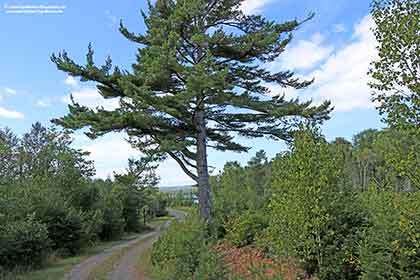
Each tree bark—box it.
[195,108,212,224]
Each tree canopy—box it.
[369,0,420,129]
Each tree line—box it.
[0,123,167,270]
[211,126,419,279]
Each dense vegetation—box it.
[151,127,420,279]
[150,1,419,277]
[0,123,167,271]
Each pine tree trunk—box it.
[195,109,212,224]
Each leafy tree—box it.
[330,137,354,188]
[211,150,271,242]
[369,0,420,129]
[0,214,50,269]
[114,157,160,231]
[51,0,331,222]
[212,161,247,234]
[360,191,420,280]
[19,123,95,181]
[265,129,365,279]
[0,123,169,269]
[244,150,271,208]
[97,182,125,241]
[114,157,160,189]
[0,128,20,184]
[374,129,420,190]
[352,129,381,190]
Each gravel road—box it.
[64,209,186,280]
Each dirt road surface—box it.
[64,209,186,280]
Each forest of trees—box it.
[0,123,167,270]
[150,126,420,279]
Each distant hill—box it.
[159,185,195,192]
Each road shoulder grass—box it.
[135,212,187,279]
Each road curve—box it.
[64,209,186,280]
[110,209,186,280]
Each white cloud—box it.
[1,87,17,101]
[157,158,195,186]
[0,107,24,119]
[79,136,140,170]
[73,133,194,186]
[333,24,346,33]
[0,87,24,119]
[62,88,120,111]
[267,15,377,112]
[36,99,51,107]
[4,87,16,95]
[64,76,79,88]
[270,33,334,71]
[240,0,274,14]
[73,134,138,179]
[301,16,377,112]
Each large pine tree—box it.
[52,0,331,222]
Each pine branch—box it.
[168,151,198,181]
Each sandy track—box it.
[109,220,169,280]
[64,209,186,280]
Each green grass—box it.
[173,206,197,215]
[0,255,85,280]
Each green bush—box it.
[35,204,84,256]
[263,129,367,279]
[80,209,104,244]
[0,214,50,269]
[225,210,268,247]
[151,214,207,279]
[194,248,229,280]
[98,190,125,241]
[110,183,142,233]
[359,190,420,280]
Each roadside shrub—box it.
[151,214,207,279]
[194,248,229,280]
[80,209,104,244]
[225,210,268,247]
[98,190,125,241]
[36,204,84,256]
[0,214,50,269]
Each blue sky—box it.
[0,0,384,186]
